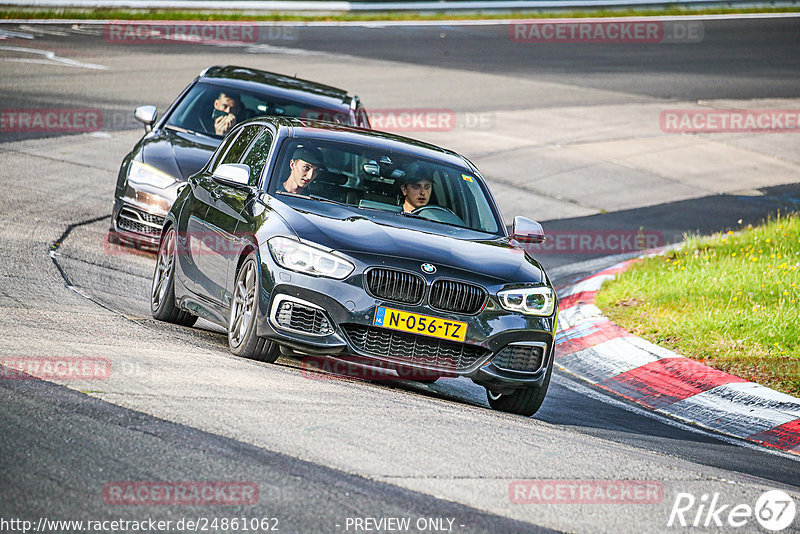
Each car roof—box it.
[199,65,353,112]
[244,117,473,169]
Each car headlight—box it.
[268,236,354,280]
[498,286,555,316]
[127,160,178,189]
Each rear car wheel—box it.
[486,359,552,416]
[229,252,279,363]
[151,226,197,327]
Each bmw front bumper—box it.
[255,256,557,392]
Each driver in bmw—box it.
[400,173,433,213]
[277,146,325,194]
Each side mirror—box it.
[512,216,546,244]
[133,105,157,132]
[212,163,251,187]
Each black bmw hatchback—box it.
[151,117,558,416]
[111,65,370,248]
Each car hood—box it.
[270,198,546,285]
[140,128,220,181]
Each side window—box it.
[218,125,262,168]
[241,130,274,186]
[209,129,241,171]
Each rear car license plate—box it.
[373,307,467,342]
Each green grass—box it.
[1,5,799,21]
[595,213,800,397]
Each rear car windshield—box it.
[166,81,352,138]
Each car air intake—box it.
[117,207,165,236]
[342,324,490,371]
[365,268,425,305]
[275,300,333,336]
[491,344,546,373]
[429,280,487,314]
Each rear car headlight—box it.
[268,236,354,280]
[127,160,178,189]
[498,286,555,316]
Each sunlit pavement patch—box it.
[555,260,800,456]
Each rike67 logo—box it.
[668,490,796,531]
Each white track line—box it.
[0,45,107,69]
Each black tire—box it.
[228,252,279,363]
[151,226,197,327]
[486,359,552,417]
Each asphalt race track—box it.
[1,16,800,533]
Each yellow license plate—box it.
[373,307,467,342]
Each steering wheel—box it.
[197,115,213,135]
[412,205,464,225]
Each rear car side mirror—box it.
[133,105,157,132]
[213,163,251,188]
[512,216,546,244]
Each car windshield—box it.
[269,138,502,234]
[166,81,351,139]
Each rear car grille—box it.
[275,300,333,336]
[491,344,546,373]
[117,206,165,236]
[429,280,487,314]
[342,324,490,371]
[365,268,424,305]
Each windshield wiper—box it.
[307,195,401,214]
[396,210,471,230]
[165,124,216,139]
[274,191,306,199]
[277,192,406,215]
[396,211,423,219]
[309,194,349,207]
[274,192,348,206]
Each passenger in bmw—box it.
[400,171,434,213]
[277,146,326,194]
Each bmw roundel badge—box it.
[421,263,436,274]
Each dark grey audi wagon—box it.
[112,65,370,249]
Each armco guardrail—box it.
[1,0,794,11]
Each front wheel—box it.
[228,252,279,363]
[151,226,197,327]
[486,359,552,416]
